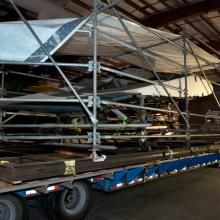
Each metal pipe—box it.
[2,114,18,125]
[0,97,219,120]
[100,99,218,119]
[92,0,98,152]
[145,36,182,49]
[187,32,220,57]
[0,135,88,140]
[5,111,56,117]
[99,0,216,70]
[0,61,90,68]
[100,32,183,70]
[0,98,85,103]
[98,0,124,13]
[183,34,190,147]
[1,133,220,140]
[8,1,96,123]
[100,133,220,139]
[2,123,152,128]
[111,6,189,126]
[6,70,60,82]
[0,90,28,96]
[100,65,184,92]
[141,29,215,69]
[5,123,220,131]
[0,71,5,131]
[139,95,146,146]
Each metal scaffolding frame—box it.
[0,0,220,158]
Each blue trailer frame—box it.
[88,153,220,192]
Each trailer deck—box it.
[0,145,219,195]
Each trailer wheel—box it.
[54,181,92,220]
[0,194,28,220]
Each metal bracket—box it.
[97,62,101,73]
[111,108,127,121]
[88,61,101,73]
[89,151,107,162]
[88,132,101,144]
[88,96,101,108]
[60,181,74,189]
[36,185,48,194]
[88,61,93,72]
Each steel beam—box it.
[92,0,99,153]
[100,66,184,92]
[183,34,190,147]
[2,123,152,129]
[0,61,90,68]
[141,0,220,28]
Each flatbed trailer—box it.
[0,1,219,219]
[0,146,220,220]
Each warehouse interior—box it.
[0,0,220,219]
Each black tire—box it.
[54,181,92,220]
[0,194,28,220]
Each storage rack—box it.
[0,0,220,159]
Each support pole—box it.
[0,61,90,68]
[183,34,191,147]
[0,70,5,132]
[98,0,124,13]
[138,95,148,150]
[100,65,184,92]
[92,0,99,155]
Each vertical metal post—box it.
[92,0,99,154]
[183,34,190,147]
[0,71,5,131]
[139,95,147,149]
[140,96,146,123]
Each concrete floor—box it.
[31,167,220,220]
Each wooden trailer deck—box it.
[0,145,220,184]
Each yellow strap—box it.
[64,160,76,175]
[71,118,81,133]
[114,120,126,136]
[0,160,9,165]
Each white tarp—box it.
[0,14,219,73]
[60,14,220,73]
[120,75,213,97]
[0,17,88,62]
